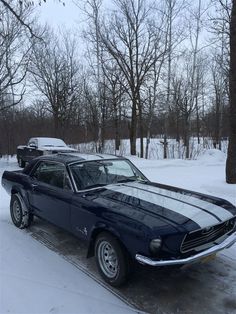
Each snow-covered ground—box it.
[0,158,138,314]
[0,149,235,314]
[129,149,236,206]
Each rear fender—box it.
[11,187,31,213]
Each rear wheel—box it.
[18,158,25,168]
[10,194,33,229]
[95,232,131,287]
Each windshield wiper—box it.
[83,183,107,189]
[117,176,148,184]
[117,177,138,183]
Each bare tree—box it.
[29,30,81,137]
[144,37,167,159]
[0,1,34,112]
[79,0,104,152]
[170,53,198,159]
[226,0,236,183]
[162,0,186,158]
[210,56,228,149]
[100,60,125,153]
[169,0,207,158]
[99,0,167,156]
[0,0,46,39]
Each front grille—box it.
[181,218,236,253]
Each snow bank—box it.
[73,137,228,160]
[197,149,226,163]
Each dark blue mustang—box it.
[2,153,236,286]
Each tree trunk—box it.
[53,112,59,137]
[215,91,221,149]
[130,99,137,155]
[140,125,144,158]
[176,110,180,143]
[184,118,190,159]
[139,107,144,158]
[114,101,120,152]
[163,132,168,159]
[163,117,168,159]
[226,0,236,183]
[196,98,200,145]
[145,132,150,159]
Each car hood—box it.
[90,181,236,233]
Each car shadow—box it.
[27,218,236,314]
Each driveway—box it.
[28,217,236,314]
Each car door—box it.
[24,138,37,162]
[26,138,44,161]
[69,162,108,240]
[29,161,73,230]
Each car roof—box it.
[36,152,124,165]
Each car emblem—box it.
[76,226,88,236]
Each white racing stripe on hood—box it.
[124,182,233,222]
[106,184,219,229]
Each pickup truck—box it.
[17,137,77,167]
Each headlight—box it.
[149,237,162,254]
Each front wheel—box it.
[10,194,33,229]
[95,232,131,287]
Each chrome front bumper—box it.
[135,231,236,266]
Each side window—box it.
[32,161,72,190]
[28,139,37,148]
[32,162,48,182]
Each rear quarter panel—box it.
[2,170,32,208]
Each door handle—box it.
[31,184,38,189]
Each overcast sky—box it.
[35,0,82,30]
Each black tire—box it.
[10,194,33,229]
[18,158,26,168]
[95,232,131,287]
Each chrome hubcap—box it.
[98,241,118,278]
[12,200,21,222]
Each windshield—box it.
[37,138,67,148]
[69,159,148,191]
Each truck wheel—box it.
[18,158,25,168]
[95,232,131,287]
[10,194,33,229]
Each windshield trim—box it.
[67,156,126,166]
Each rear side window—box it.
[28,139,37,147]
[32,161,71,190]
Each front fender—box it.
[87,218,151,259]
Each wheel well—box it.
[87,228,106,258]
[11,188,18,195]
[11,190,29,211]
[87,228,129,259]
